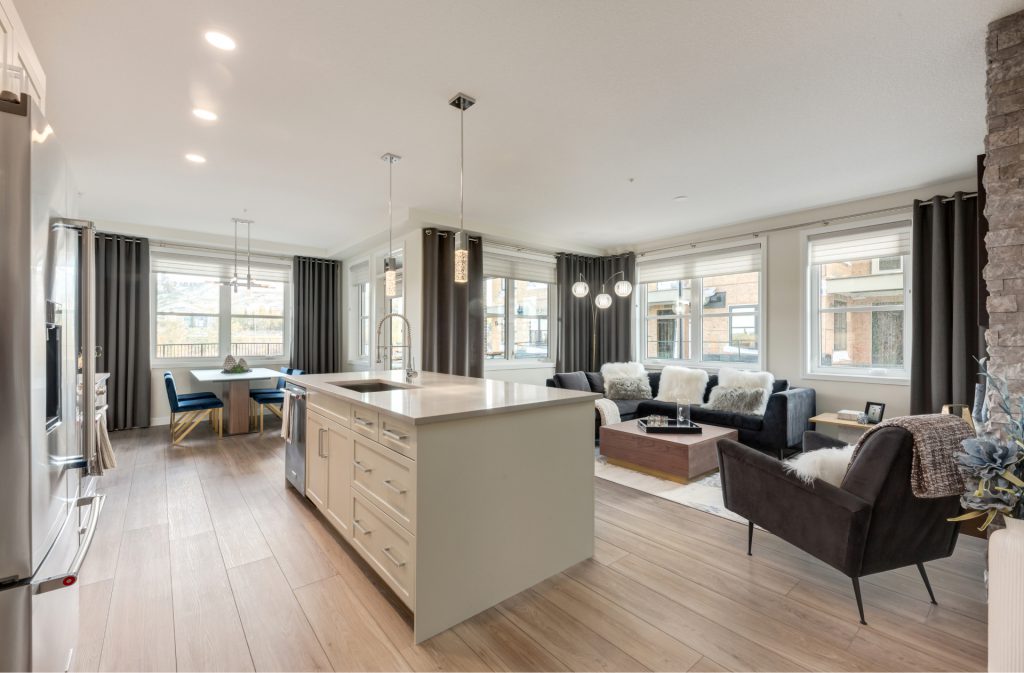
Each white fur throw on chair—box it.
[717,367,775,415]
[595,398,621,426]
[600,361,646,381]
[656,366,709,405]
[784,446,855,487]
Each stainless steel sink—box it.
[330,380,418,393]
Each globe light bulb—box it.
[595,293,613,309]
[572,281,590,298]
[614,280,632,297]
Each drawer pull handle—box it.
[352,460,372,473]
[354,417,374,427]
[382,546,406,568]
[382,479,407,494]
[381,429,408,442]
[353,519,371,535]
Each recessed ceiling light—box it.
[195,107,222,121]
[673,195,689,201]
[204,31,236,51]
[192,108,218,121]
[185,153,207,164]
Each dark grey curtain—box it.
[291,256,341,374]
[94,233,151,430]
[910,192,983,414]
[555,252,635,372]
[421,228,484,377]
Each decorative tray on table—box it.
[637,418,703,434]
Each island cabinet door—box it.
[325,421,353,538]
[305,411,330,512]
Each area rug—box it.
[594,456,746,525]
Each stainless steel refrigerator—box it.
[0,93,105,671]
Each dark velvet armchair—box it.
[716,428,961,624]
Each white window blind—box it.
[151,246,291,283]
[350,261,370,286]
[482,245,556,283]
[807,221,911,265]
[637,242,762,283]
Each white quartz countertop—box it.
[284,370,599,425]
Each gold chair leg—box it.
[267,403,283,420]
[260,403,264,433]
[172,410,203,445]
[218,408,223,438]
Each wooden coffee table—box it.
[599,418,738,483]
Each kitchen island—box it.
[283,370,600,643]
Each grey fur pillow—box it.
[705,386,766,415]
[605,376,653,400]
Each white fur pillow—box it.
[656,366,708,405]
[601,361,646,381]
[784,446,855,487]
[717,367,774,415]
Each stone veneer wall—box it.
[985,10,1024,407]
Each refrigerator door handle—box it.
[32,494,105,594]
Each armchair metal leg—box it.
[917,562,938,604]
[851,577,867,625]
[747,520,754,556]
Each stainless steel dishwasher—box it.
[284,383,307,493]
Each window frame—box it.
[151,263,291,368]
[801,216,913,385]
[483,275,556,364]
[637,242,766,371]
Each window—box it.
[483,277,552,361]
[481,245,557,363]
[807,222,911,379]
[357,282,371,358]
[638,244,763,368]
[152,251,290,361]
[155,273,221,359]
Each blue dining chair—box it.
[249,367,303,432]
[164,372,223,444]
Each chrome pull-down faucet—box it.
[375,312,418,382]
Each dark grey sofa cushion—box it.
[585,372,605,394]
[691,406,764,432]
[614,400,644,419]
[553,371,591,392]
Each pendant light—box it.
[381,152,401,297]
[449,92,476,283]
[571,273,590,298]
[220,216,269,292]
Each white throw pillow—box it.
[600,361,646,381]
[717,367,774,415]
[783,446,855,487]
[656,366,709,405]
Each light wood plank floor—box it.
[76,425,989,672]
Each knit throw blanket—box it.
[849,414,973,498]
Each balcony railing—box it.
[156,342,284,359]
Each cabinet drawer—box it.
[351,492,414,608]
[352,435,416,533]
[309,391,351,427]
[379,414,417,460]
[350,404,379,441]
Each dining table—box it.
[190,367,281,435]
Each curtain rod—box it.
[638,192,978,258]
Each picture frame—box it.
[864,401,886,424]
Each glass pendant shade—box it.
[613,280,633,297]
[384,257,398,297]
[571,280,590,298]
[454,231,469,284]
[594,293,613,309]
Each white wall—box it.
[626,177,976,417]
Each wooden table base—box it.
[226,379,254,435]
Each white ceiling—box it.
[17,0,1022,254]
